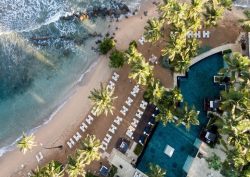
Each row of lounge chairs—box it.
[100,84,141,152]
[66,72,120,150]
[126,100,148,139]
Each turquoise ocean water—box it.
[0,0,141,156]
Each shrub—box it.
[109,50,125,68]
[222,49,232,55]
[129,40,138,48]
[206,153,222,171]
[99,38,115,54]
[134,143,143,156]
[108,165,118,177]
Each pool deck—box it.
[187,142,226,177]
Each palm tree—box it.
[208,109,249,151]
[31,161,64,177]
[220,52,250,82]
[43,160,64,177]
[218,0,233,10]
[147,163,166,177]
[66,155,86,177]
[203,0,224,27]
[31,166,46,177]
[144,18,164,43]
[77,134,101,165]
[177,103,199,130]
[89,83,117,116]
[125,44,142,65]
[144,79,166,105]
[128,58,153,86]
[220,88,249,112]
[155,108,176,126]
[17,133,36,154]
[169,87,183,106]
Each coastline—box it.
[0,0,159,176]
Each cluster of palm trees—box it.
[17,134,101,177]
[208,52,250,176]
[125,43,200,130]
[144,0,231,73]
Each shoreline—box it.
[0,0,159,176]
[0,0,141,158]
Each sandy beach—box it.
[0,0,246,176]
[0,0,160,176]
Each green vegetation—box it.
[147,163,167,177]
[240,10,250,31]
[17,133,36,154]
[206,153,222,171]
[144,18,164,43]
[126,44,153,86]
[66,155,86,177]
[31,160,64,177]
[143,0,230,73]
[88,83,117,116]
[134,143,144,156]
[203,0,224,27]
[218,0,233,10]
[207,52,250,176]
[108,165,118,177]
[129,40,138,48]
[77,134,101,165]
[144,78,165,105]
[99,37,115,54]
[176,103,199,130]
[222,49,232,55]
[109,50,125,68]
[31,135,101,177]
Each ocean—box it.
[0,0,141,156]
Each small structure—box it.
[99,165,109,177]
[164,145,175,157]
[116,138,130,154]
[205,132,217,144]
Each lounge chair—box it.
[120,105,128,116]
[125,97,134,107]
[140,100,148,110]
[108,124,117,134]
[194,31,201,38]
[73,132,82,142]
[112,72,119,82]
[35,152,43,163]
[135,109,143,119]
[126,129,134,139]
[67,138,75,149]
[80,122,88,133]
[114,116,123,125]
[131,118,139,128]
[86,115,94,125]
[203,31,210,38]
[104,134,112,143]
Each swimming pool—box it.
[137,53,224,177]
